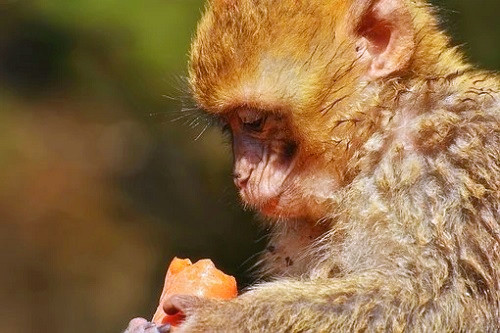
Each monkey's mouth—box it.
[238,151,297,217]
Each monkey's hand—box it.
[166,273,411,332]
[123,318,171,333]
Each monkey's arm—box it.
[171,273,417,332]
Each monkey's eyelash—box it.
[221,123,231,134]
[207,114,231,134]
[237,108,268,132]
[241,116,266,132]
[238,109,261,123]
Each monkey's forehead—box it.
[188,0,357,114]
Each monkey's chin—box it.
[257,197,282,217]
[242,192,309,220]
[239,189,285,218]
[242,190,331,221]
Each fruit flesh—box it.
[152,258,238,326]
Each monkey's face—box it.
[190,0,416,220]
[225,108,337,220]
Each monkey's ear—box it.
[352,0,415,79]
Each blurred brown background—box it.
[0,1,498,332]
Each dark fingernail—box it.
[158,323,171,333]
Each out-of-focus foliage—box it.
[0,1,498,332]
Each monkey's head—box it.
[188,0,458,220]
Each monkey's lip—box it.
[240,187,280,207]
[239,185,286,217]
[238,151,297,216]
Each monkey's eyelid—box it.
[242,116,267,132]
[237,109,268,132]
[237,108,264,123]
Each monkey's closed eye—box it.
[242,117,266,132]
[238,108,267,133]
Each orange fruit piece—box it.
[152,257,238,326]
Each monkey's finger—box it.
[157,323,171,333]
[163,294,204,316]
[143,323,161,333]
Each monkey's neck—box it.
[257,218,332,278]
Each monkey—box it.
[126,0,500,331]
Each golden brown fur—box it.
[126,0,499,332]
[182,0,500,331]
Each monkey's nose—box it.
[233,172,250,189]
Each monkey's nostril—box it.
[233,172,250,189]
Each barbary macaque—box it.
[126,0,500,331]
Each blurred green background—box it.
[0,1,498,332]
